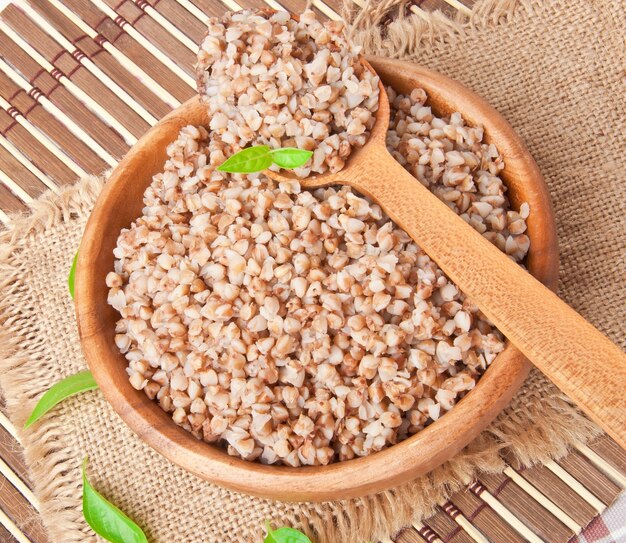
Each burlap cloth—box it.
[0,0,624,541]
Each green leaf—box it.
[264,521,312,543]
[269,148,313,169]
[217,145,273,173]
[83,458,148,543]
[217,145,314,173]
[68,251,78,299]
[24,371,98,429]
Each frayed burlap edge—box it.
[342,0,538,60]
[0,0,606,539]
[0,176,105,543]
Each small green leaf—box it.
[269,148,313,169]
[264,521,312,543]
[83,458,148,543]
[68,251,78,299]
[217,145,273,173]
[24,371,98,428]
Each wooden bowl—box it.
[75,57,558,502]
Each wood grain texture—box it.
[409,516,453,543]
[61,0,195,102]
[0,72,108,174]
[479,473,573,542]
[0,35,129,158]
[148,0,210,42]
[0,397,47,543]
[558,451,622,506]
[517,464,599,526]
[449,490,527,543]
[590,434,626,475]
[110,0,197,69]
[1,4,151,138]
[75,58,559,501]
[25,0,172,118]
[0,426,31,488]
[0,522,19,543]
[0,183,28,215]
[0,115,77,186]
[395,528,433,543]
[0,477,47,543]
[185,0,227,18]
[0,145,45,198]
[417,511,479,543]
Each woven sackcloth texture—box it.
[0,0,624,541]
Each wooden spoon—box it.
[268,60,626,449]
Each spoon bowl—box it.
[266,57,391,187]
[76,57,562,501]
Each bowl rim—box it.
[75,56,559,502]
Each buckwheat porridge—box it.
[107,10,530,466]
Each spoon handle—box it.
[348,149,626,449]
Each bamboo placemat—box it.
[0,1,624,542]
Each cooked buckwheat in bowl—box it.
[107,81,530,466]
[76,7,558,500]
